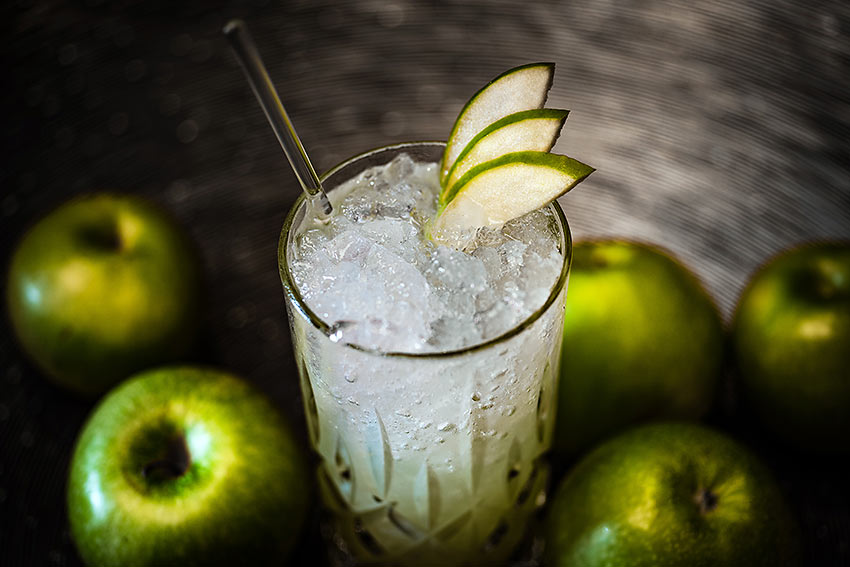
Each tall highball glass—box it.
[278,142,571,565]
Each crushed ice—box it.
[290,154,562,353]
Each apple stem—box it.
[142,435,191,482]
[695,488,719,514]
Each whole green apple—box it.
[6,193,203,396]
[732,242,850,453]
[68,366,310,566]
[546,422,801,567]
[555,240,724,455]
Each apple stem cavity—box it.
[590,251,608,269]
[142,435,191,483]
[817,273,843,300]
[695,488,719,515]
[79,223,123,252]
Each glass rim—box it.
[278,141,572,359]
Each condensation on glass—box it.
[278,142,571,565]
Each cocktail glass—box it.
[278,142,571,565]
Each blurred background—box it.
[1,0,848,565]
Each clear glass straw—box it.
[223,19,333,219]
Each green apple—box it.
[555,240,723,455]
[6,193,203,396]
[732,242,850,453]
[68,366,310,566]
[546,422,801,566]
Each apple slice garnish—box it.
[440,108,569,206]
[440,62,555,188]
[430,151,594,235]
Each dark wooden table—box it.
[2,1,848,565]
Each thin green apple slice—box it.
[431,151,594,235]
[440,62,555,187]
[441,108,569,205]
